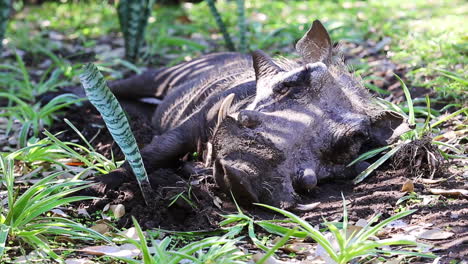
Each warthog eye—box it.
[272,83,292,95]
[273,81,306,99]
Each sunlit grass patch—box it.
[0,155,110,261]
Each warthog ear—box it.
[370,111,412,145]
[296,20,332,64]
[252,50,282,80]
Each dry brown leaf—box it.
[347,225,363,238]
[421,178,446,184]
[80,244,140,258]
[282,242,314,255]
[110,204,125,219]
[429,188,468,197]
[401,179,414,193]
[417,228,454,240]
[55,236,76,244]
[90,223,110,234]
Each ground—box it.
[0,0,466,263]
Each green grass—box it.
[256,197,435,264]
[351,76,466,183]
[0,0,465,262]
[0,155,110,261]
[4,0,465,99]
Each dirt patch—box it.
[50,99,155,158]
[54,100,467,262]
[53,101,224,231]
[41,36,465,262]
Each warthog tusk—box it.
[217,93,235,125]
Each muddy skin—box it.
[56,20,409,208]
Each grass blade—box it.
[353,144,404,184]
[394,74,414,126]
[348,145,391,167]
[0,224,9,258]
[430,107,467,128]
[255,203,338,261]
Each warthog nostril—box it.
[238,110,263,128]
[295,168,318,192]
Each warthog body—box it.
[74,20,408,207]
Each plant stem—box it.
[236,0,247,52]
[205,0,236,51]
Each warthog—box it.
[65,20,409,208]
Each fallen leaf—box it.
[51,209,69,218]
[315,232,338,264]
[421,195,438,206]
[90,223,110,234]
[77,208,91,218]
[355,218,368,227]
[417,228,454,240]
[102,203,110,212]
[110,204,125,219]
[56,236,76,244]
[347,225,363,238]
[421,178,446,184]
[65,162,85,166]
[120,227,140,240]
[401,179,414,193]
[429,188,468,197]
[282,242,314,255]
[81,244,140,258]
[65,258,95,264]
[386,219,408,229]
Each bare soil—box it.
[56,99,467,263]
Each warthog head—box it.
[211,20,409,208]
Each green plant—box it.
[256,196,435,264]
[7,119,120,175]
[206,0,249,52]
[0,53,71,101]
[219,196,277,252]
[350,75,467,183]
[114,217,246,264]
[205,0,236,51]
[117,0,154,61]
[0,155,110,260]
[236,0,247,53]
[168,186,197,210]
[0,93,83,147]
[0,0,10,53]
[79,63,152,203]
